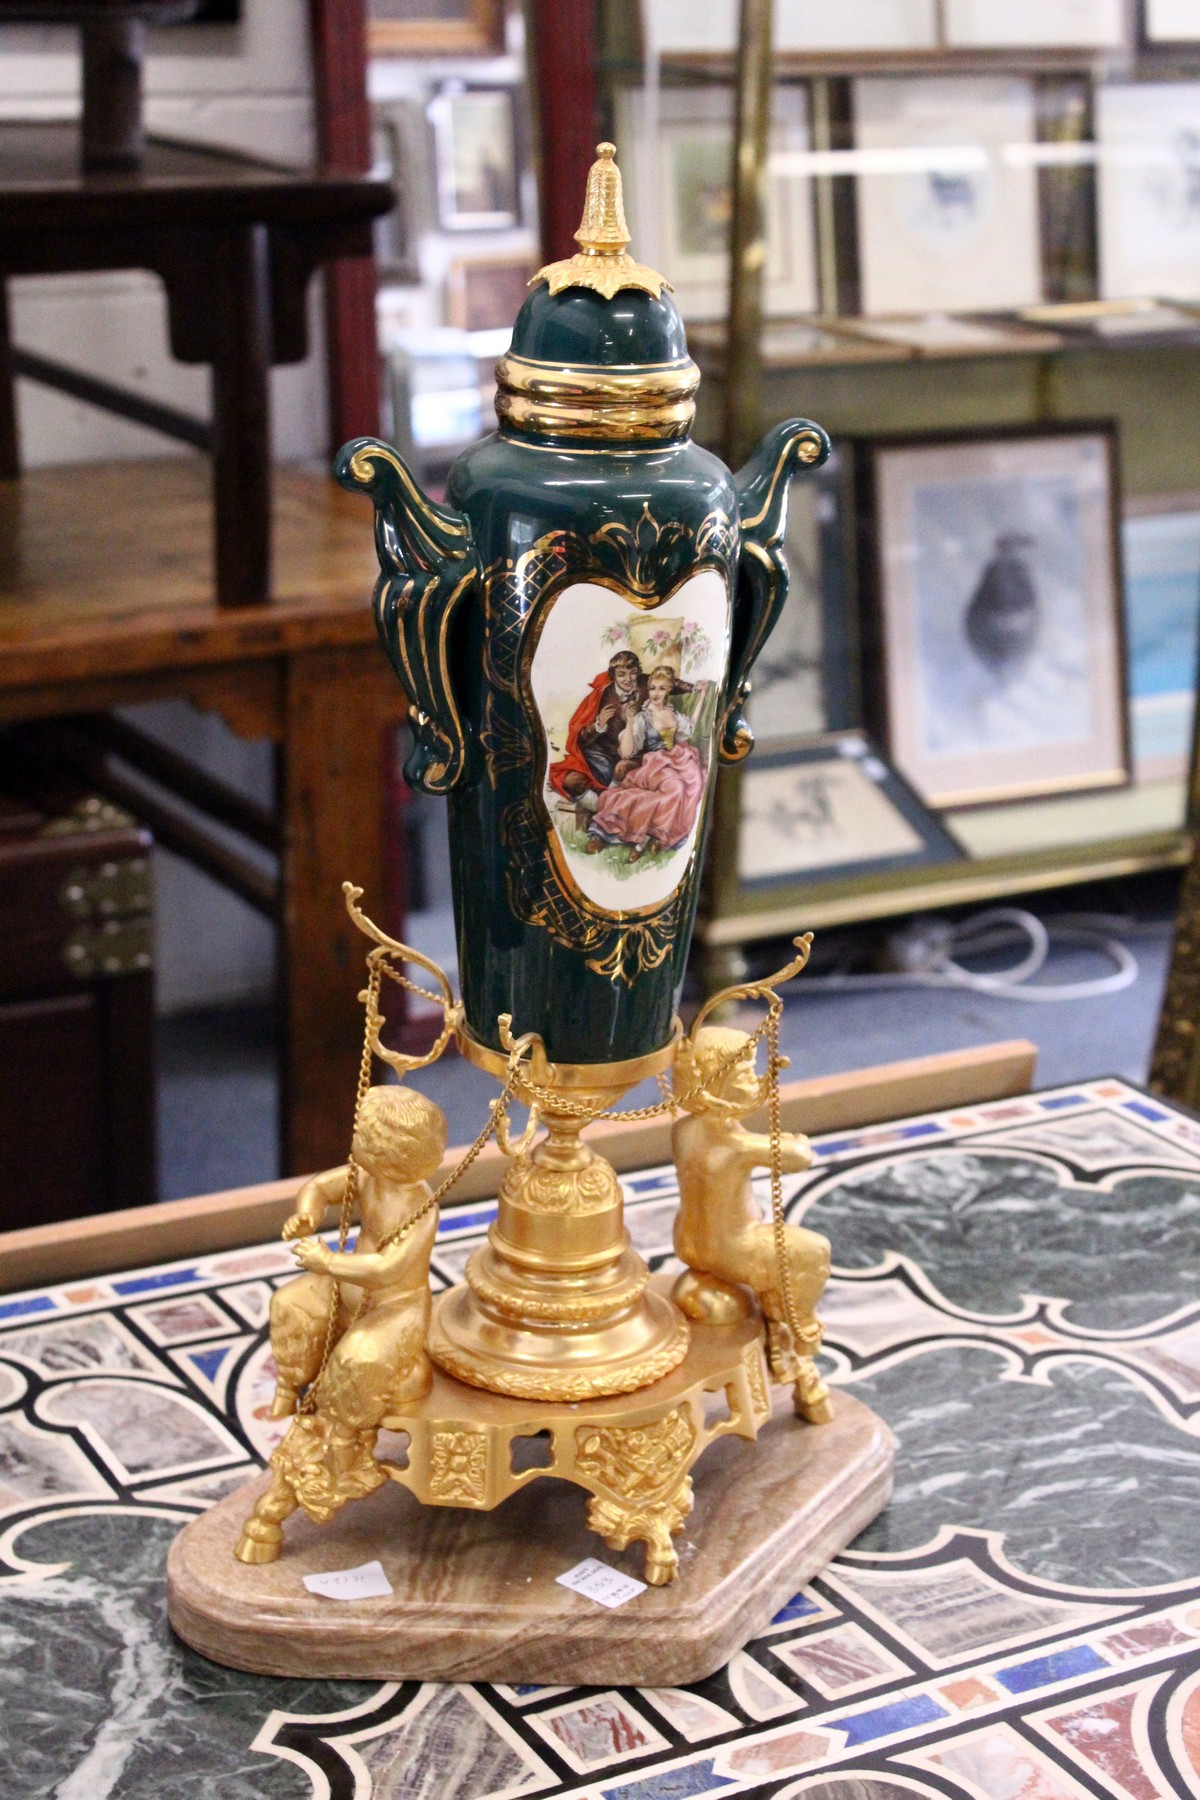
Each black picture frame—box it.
[852,419,1132,812]
[736,731,965,894]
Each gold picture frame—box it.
[368,0,504,57]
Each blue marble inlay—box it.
[437,1206,498,1237]
[111,1268,200,1296]
[187,1345,233,1383]
[1122,1099,1172,1123]
[601,1758,733,1799]
[770,1591,824,1626]
[832,1693,948,1745]
[0,1294,56,1321]
[1036,1094,1088,1111]
[994,1644,1109,1692]
[624,1171,679,1195]
[816,1122,944,1159]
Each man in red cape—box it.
[549,650,645,801]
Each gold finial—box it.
[576,142,630,255]
[532,142,671,302]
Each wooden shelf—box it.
[700,828,1191,945]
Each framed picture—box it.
[368,0,503,56]
[941,0,1125,48]
[370,118,418,283]
[428,86,519,232]
[639,0,938,54]
[447,254,535,331]
[745,444,857,746]
[737,732,964,889]
[853,77,1043,316]
[856,424,1131,810]
[1142,0,1200,42]
[1097,82,1200,301]
[1122,496,1200,782]
[615,85,817,321]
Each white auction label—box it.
[556,1557,647,1608]
[303,1560,394,1601]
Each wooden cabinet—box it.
[0,791,156,1227]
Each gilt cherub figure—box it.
[236,1083,446,1564]
[671,1022,832,1424]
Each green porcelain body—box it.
[335,287,828,1065]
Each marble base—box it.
[167,1390,893,1686]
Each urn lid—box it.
[496,143,699,443]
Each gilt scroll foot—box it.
[235,1473,299,1565]
[586,1476,694,1587]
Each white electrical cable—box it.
[790,906,1141,1003]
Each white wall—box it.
[0,0,328,466]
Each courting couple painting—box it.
[531,576,729,907]
[550,649,711,866]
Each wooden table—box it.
[0,121,391,605]
[0,456,405,1177]
[7,1046,1200,1800]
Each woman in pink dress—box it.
[585,665,707,862]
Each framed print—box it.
[370,118,418,283]
[857,424,1131,810]
[639,0,937,54]
[447,254,535,330]
[429,86,519,232]
[745,445,857,746]
[737,732,964,889]
[1097,82,1200,301]
[941,0,1125,49]
[616,85,816,322]
[853,77,1043,316]
[1122,497,1200,782]
[1143,0,1200,42]
[368,0,503,56]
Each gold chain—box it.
[299,963,381,1414]
[294,951,800,1407]
[765,998,803,1345]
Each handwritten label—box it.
[303,1560,394,1601]
[556,1557,647,1608]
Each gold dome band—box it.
[494,352,700,442]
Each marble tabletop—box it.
[3,1075,1200,1799]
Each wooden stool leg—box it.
[211,223,272,607]
[279,647,406,1175]
[0,281,18,481]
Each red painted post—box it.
[309,0,380,448]
[528,0,599,264]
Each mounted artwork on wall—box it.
[856,424,1131,811]
[429,85,520,231]
[1142,0,1200,42]
[368,0,503,55]
[1097,82,1200,301]
[616,85,817,322]
[852,77,1043,316]
[941,0,1125,48]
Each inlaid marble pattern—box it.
[3,1078,1200,1797]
